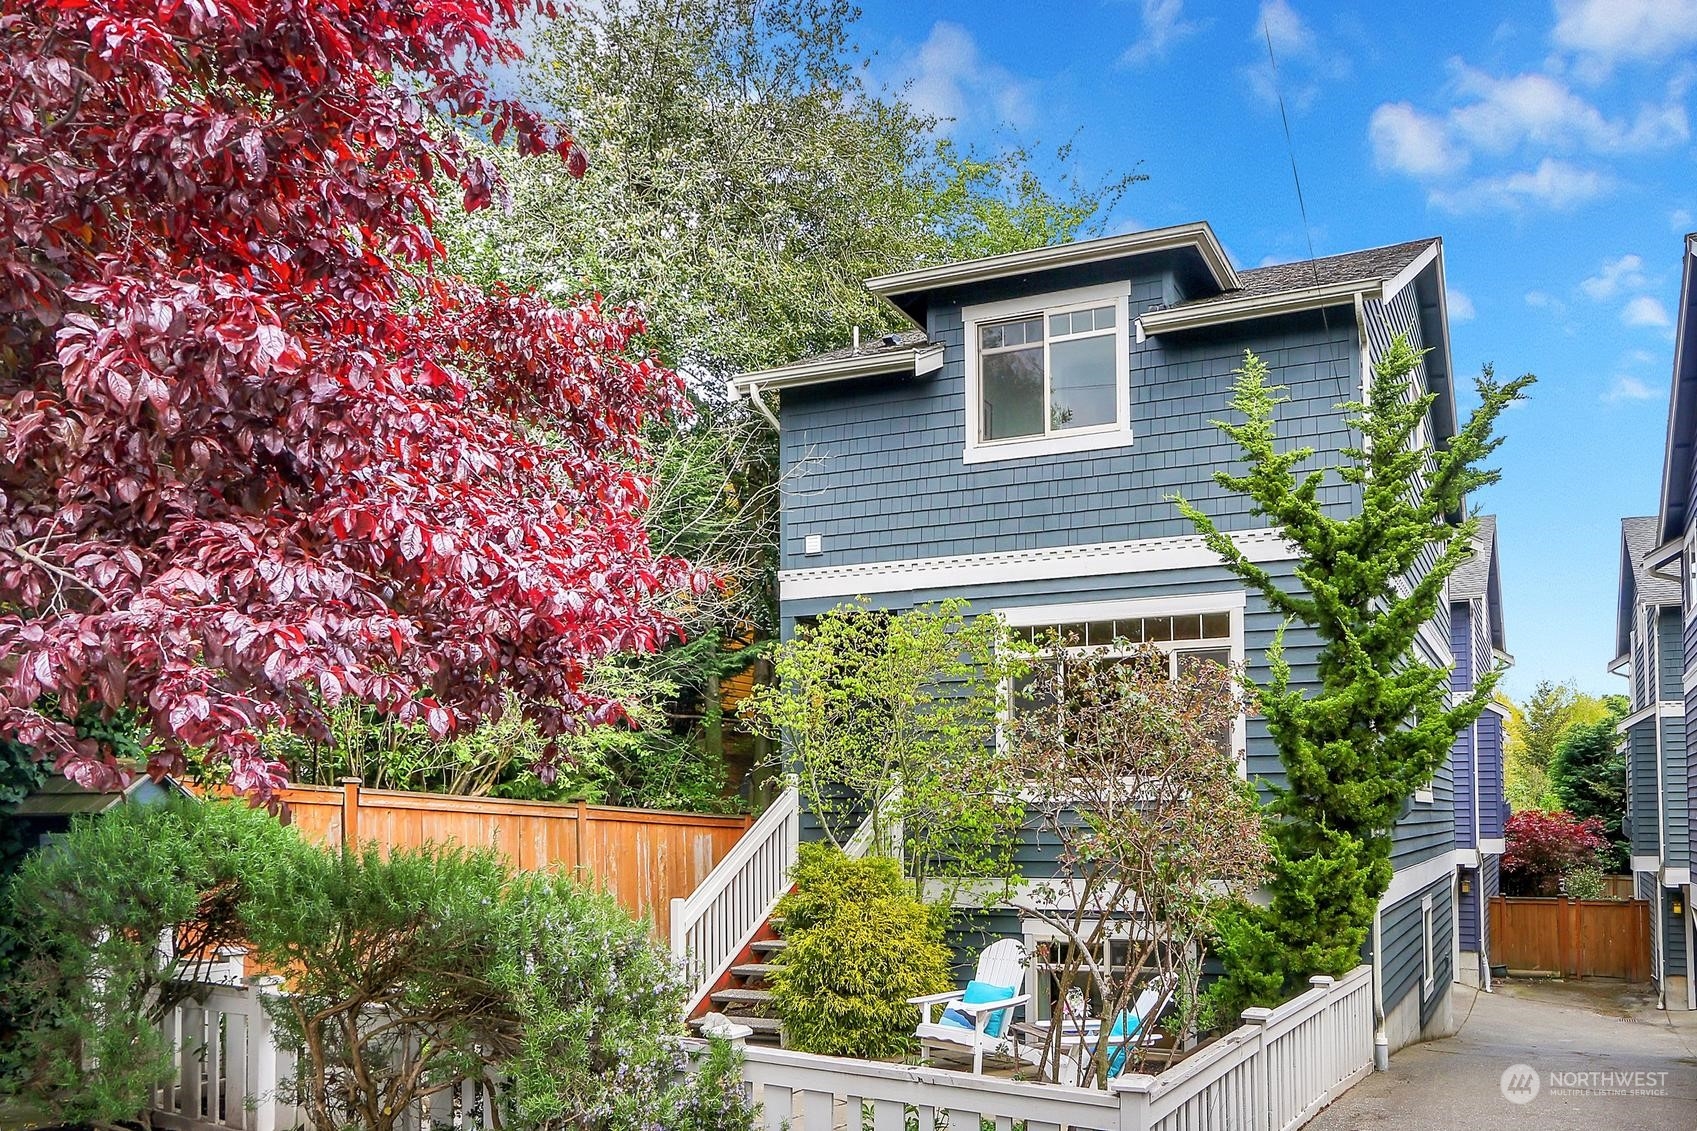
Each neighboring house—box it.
[1449,515,1511,989]
[732,221,1493,1051]
[1615,231,1697,1012]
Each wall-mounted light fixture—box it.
[1674,892,1686,917]
[1459,870,1473,896]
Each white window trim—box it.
[1421,893,1436,996]
[962,281,1134,465]
[995,592,1248,771]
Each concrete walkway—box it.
[1308,979,1697,1130]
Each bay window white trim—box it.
[962,282,1134,464]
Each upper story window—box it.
[962,282,1133,464]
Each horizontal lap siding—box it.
[1478,712,1505,840]
[1380,876,1452,1023]
[1637,871,1662,986]
[1660,607,1686,701]
[1450,602,1475,849]
[776,268,1361,572]
[1480,854,1498,961]
[1629,717,1661,857]
[1666,887,1687,976]
[1662,715,1689,868]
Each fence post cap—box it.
[337,776,362,786]
[1308,974,1336,988]
[246,974,286,992]
[1240,1005,1275,1023]
[1110,1072,1158,1095]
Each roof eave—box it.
[1138,276,1374,335]
[865,221,1240,303]
[1657,233,1697,542]
[729,344,943,394]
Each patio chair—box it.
[1086,971,1179,1079]
[909,938,1035,1075]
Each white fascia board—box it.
[1645,536,1684,578]
[1477,838,1505,855]
[1608,651,1632,676]
[1480,700,1512,721]
[1379,241,1441,305]
[1665,867,1691,886]
[866,221,1239,298]
[728,344,943,394]
[1632,855,1662,873]
[779,528,1294,604]
[1616,701,1683,731]
[1382,849,1469,909]
[1138,277,1371,336]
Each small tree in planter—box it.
[1501,810,1607,897]
[741,599,1029,902]
[1008,643,1270,1086]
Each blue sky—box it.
[850,0,1697,700]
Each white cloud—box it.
[1445,67,1688,155]
[1243,1,1348,111]
[1447,288,1476,322]
[1525,290,1561,309]
[1428,158,1610,213]
[1121,0,1205,66]
[893,22,1033,133]
[1676,208,1696,232]
[1622,295,1673,327]
[1602,374,1659,402]
[1369,103,1468,177]
[1553,0,1697,77]
[1580,254,1650,300]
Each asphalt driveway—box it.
[1307,979,1697,1130]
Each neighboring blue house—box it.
[732,222,1498,1051]
[1448,515,1510,989]
[1615,230,1697,1012]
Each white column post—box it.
[1111,1072,1157,1131]
[1241,1006,1275,1131]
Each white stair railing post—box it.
[248,976,287,1131]
[1111,1071,1155,1131]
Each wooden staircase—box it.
[693,936,786,1044]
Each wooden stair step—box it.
[750,938,788,955]
[730,962,776,980]
[691,1014,782,1039]
[711,987,775,1008]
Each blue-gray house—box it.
[1614,230,1697,1012]
[732,222,1504,1051]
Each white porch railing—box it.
[693,964,1375,1131]
[670,785,801,1014]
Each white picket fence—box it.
[670,784,801,1013]
[708,965,1375,1131]
[149,969,498,1131]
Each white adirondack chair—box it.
[909,939,1035,1075]
[1078,971,1179,1082]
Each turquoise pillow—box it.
[1104,1010,1144,1076]
[941,980,1017,1038]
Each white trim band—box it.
[779,529,1297,603]
[1382,849,1469,909]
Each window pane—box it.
[982,346,1045,440]
[980,323,1004,349]
[1092,305,1116,330]
[1050,313,1070,337]
[1173,614,1202,641]
[1176,647,1231,674]
[1115,618,1144,644]
[1058,622,1086,646]
[1019,316,1043,343]
[1201,611,1232,639]
[1085,620,1114,646]
[1050,333,1117,431]
[1144,616,1174,643]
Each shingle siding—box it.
[777,282,1361,572]
[1662,714,1689,868]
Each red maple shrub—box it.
[0,0,705,797]
[1501,810,1608,896]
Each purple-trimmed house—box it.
[1448,515,1509,987]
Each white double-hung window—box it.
[963,282,1133,463]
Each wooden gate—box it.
[1489,896,1651,981]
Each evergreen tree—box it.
[1549,701,1630,871]
[1175,336,1534,1011]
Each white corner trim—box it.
[1664,867,1691,887]
[1382,849,1468,909]
[778,528,1297,603]
[1631,855,1662,873]
[1477,838,1505,855]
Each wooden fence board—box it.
[1489,896,1650,982]
[260,783,750,940]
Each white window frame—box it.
[1420,893,1436,996]
[995,593,1248,770]
[962,282,1134,465]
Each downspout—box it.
[1372,906,1389,1070]
[744,380,780,431]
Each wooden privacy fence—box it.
[274,781,751,941]
[1489,896,1651,981]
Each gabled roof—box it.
[1657,233,1697,542]
[7,771,184,816]
[1618,515,1680,656]
[1451,515,1506,652]
[1166,238,1437,310]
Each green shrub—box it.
[769,846,952,1058]
[1562,863,1607,901]
[0,798,302,1123]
